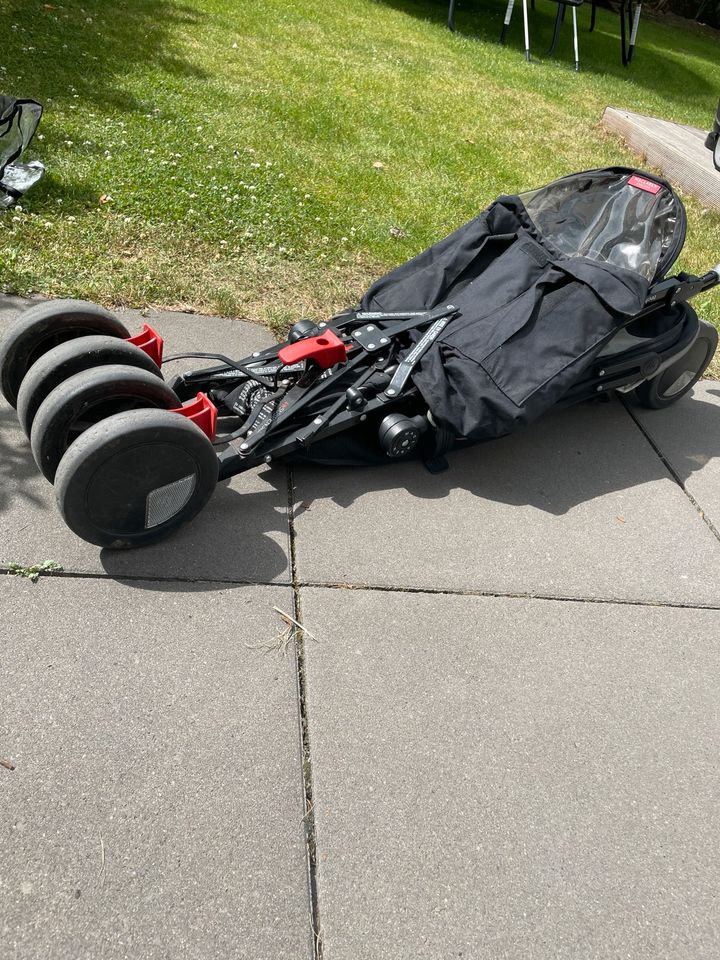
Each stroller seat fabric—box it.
[360,168,686,441]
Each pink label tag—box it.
[628,174,662,194]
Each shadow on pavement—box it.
[4,393,720,590]
[0,406,46,516]
[98,478,291,590]
[286,396,720,517]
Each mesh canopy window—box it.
[520,169,682,281]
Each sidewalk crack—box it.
[621,397,720,546]
[296,579,720,611]
[287,465,324,960]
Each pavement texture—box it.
[1,296,720,959]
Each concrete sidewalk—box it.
[2,299,719,959]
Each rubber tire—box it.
[55,409,219,549]
[16,336,162,437]
[288,319,319,342]
[0,300,129,407]
[634,320,718,410]
[31,364,180,483]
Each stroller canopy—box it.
[519,168,685,282]
[359,168,687,441]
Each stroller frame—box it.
[167,265,720,480]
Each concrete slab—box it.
[632,381,720,536]
[301,586,720,960]
[0,301,290,583]
[0,576,310,960]
[292,399,720,605]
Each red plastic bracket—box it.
[277,329,347,369]
[170,392,218,441]
[126,323,164,366]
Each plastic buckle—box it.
[170,392,217,441]
[277,329,347,369]
[126,323,164,366]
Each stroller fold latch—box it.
[169,392,218,441]
[278,329,347,369]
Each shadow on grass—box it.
[375,0,716,103]
[3,0,210,206]
[4,0,208,113]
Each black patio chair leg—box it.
[626,1,642,63]
[589,0,597,32]
[448,0,457,31]
[547,3,566,55]
[500,0,515,44]
[620,0,628,64]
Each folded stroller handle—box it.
[645,266,720,310]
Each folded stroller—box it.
[1,166,718,548]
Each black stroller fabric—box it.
[0,95,44,208]
[359,168,683,442]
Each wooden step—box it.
[602,105,720,211]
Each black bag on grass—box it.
[0,95,44,208]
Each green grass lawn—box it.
[1,0,719,354]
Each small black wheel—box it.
[288,319,319,342]
[0,300,129,407]
[55,408,219,549]
[634,320,718,410]
[16,336,162,437]
[378,413,426,458]
[30,364,180,482]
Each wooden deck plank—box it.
[602,106,720,211]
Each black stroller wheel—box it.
[634,320,718,410]
[288,319,319,342]
[55,409,219,549]
[30,364,180,483]
[16,336,162,437]
[378,413,425,458]
[0,300,129,407]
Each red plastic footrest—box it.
[126,323,164,366]
[170,392,217,441]
[277,329,347,369]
